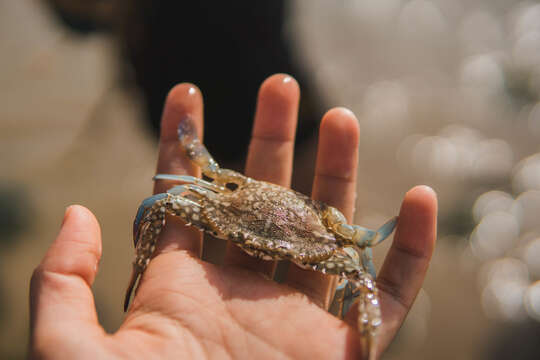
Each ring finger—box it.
[284,108,360,308]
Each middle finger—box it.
[223,74,300,277]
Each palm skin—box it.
[120,251,362,358]
[29,74,437,359]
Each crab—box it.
[125,116,397,358]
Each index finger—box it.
[152,83,205,257]
[154,84,204,193]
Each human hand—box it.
[29,74,437,359]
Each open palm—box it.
[29,74,437,359]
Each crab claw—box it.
[351,216,398,248]
[178,117,220,177]
[372,216,398,246]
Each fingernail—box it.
[335,107,356,119]
[412,185,437,198]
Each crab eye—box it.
[202,174,214,182]
[226,182,239,191]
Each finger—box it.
[30,206,104,354]
[223,74,300,277]
[153,84,204,257]
[244,74,299,185]
[285,108,360,308]
[369,185,437,350]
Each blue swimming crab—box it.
[125,117,397,357]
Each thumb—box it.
[30,205,104,352]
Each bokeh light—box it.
[470,212,519,260]
[523,238,540,277]
[512,190,540,233]
[479,258,529,321]
[513,155,540,192]
[399,125,513,181]
[472,190,513,223]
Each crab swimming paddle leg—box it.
[125,192,206,311]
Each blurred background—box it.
[2,0,540,358]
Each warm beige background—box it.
[2,1,540,359]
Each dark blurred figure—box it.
[44,0,323,165]
[44,0,114,33]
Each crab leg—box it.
[176,117,247,185]
[313,248,363,318]
[330,278,360,319]
[181,184,220,198]
[329,247,364,318]
[309,250,381,360]
[167,184,219,199]
[124,192,206,312]
[329,279,347,318]
[361,248,376,279]
[329,247,375,320]
[154,174,227,193]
